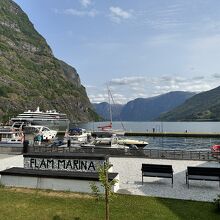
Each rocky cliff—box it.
[0,0,98,122]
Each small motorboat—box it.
[23,125,57,141]
[211,145,220,158]
[63,128,91,144]
[0,124,24,147]
[211,145,220,152]
[88,133,148,149]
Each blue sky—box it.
[13,0,220,103]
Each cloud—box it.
[109,76,146,86]
[64,8,98,17]
[53,8,98,17]
[109,6,133,23]
[87,74,220,104]
[137,2,186,30]
[79,0,92,8]
[212,73,220,78]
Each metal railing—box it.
[28,145,220,162]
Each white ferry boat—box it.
[11,107,70,131]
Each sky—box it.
[13,0,220,104]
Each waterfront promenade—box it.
[0,154,219,202]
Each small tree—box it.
[90,162,118,220]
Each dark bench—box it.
[186,166,220,188]
[141,164,173,187]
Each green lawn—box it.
[0,187,219,220]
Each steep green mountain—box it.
[158,86,220,121]
[120,91,195,121]
[0,0,98,122]
[93,102,124,121]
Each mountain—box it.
[120,91,195,121]
[92,102,124,121]
[93,91,195,121]
[158,86,220,121]
[0,0,98,122]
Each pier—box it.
[124,131,220,138]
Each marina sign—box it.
[23,153,108,172]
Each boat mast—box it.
[107,86,125,131]
[107,86,113,127]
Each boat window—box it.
[42,127,49,131]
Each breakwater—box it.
[124,131,220,138]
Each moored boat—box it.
[23,125,57,141]
[211,145,220,152]
[91,131,148,148]
[211,145,220,158]
[63,128,91,144]
[0,125,24,147]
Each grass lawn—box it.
[0,187,219,220]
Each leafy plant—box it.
[90,162,118,220]
[213,194,220,210]
[0,183,5,188]
[89,182,101,200]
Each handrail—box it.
[29,145,220,162]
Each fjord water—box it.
[77,121,220,151]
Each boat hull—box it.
[0,142,23,148]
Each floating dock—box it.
[58,130,220,138]
[124,132,220,138]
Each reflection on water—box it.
[74,121,220,151]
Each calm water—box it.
[74,121,220,151]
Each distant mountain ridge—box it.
[158,86,220,121]
[92,102,124,121]
[93,91,195,121]
[0,0,98,122]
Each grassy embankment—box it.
[0,187,219,220]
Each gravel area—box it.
[110,157,220,202]
[0,154,219,202]
[0,154,23,171]
[0,154,14,160]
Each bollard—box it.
[23,140,29,154]
[67,139,71,148]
